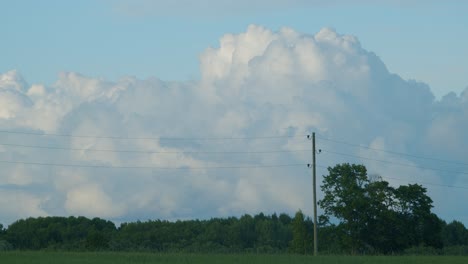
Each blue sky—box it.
[2,0,467,98]
[2,1,468,225]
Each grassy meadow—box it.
[0,252,467,264]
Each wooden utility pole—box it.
[312,132,318,256]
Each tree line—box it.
[0,163,467,254]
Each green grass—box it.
[0,252,467,264]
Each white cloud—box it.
[0,190,48,224]
[0,70,29,93]
[1,25,468,225]
[0,89,31,120]
[65,184,126,218]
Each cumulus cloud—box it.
[0,190,48,224]
[1,25,467,225]
[65,183,126,218]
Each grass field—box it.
[0,252,467,264]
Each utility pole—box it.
[307,133,318,256]
[312,132,318,256]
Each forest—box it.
[1,164,467,255]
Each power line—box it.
[316,135,468,167]
[0,130,306,141]
[321,149,468,176]
[0,142,311,155]
[0,159,305,170]
[0,130,309,171]
[381,176,468,190]
[316,165,468,190]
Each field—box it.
[0,252,467,264]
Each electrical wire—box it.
[316,135,468,166]
[0,142,311,155]
[380,176,468,190]
[321,149,468,176]
[2,130,468,190]
[0,130,306,141]
[0,159,305,170]
[315,164,468,190]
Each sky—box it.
[1,0,468,226]
[2,0,467,97]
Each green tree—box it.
[318,163,369,253]
[290,210,308,254]
[85,231,109,251]
[394,184,443,249]
[0,224,12,251]
[318,163,442,254]
[237,214,256,250]
[5,216,116,250]
[442,220,468,246]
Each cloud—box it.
[0,190,48,224]
[64,183,126,218]
[1,25,468,225]
[0,71,32,120]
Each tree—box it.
[318,163,370,253]
[361,180,399,253]
[85,230,109,251]
[237,214,256,250]
[394,184,443,249]
[442,220,468,246]
[290,210,308,254]
[5,216,116,250]
[0,224,11,251]
[318,163,442,254]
